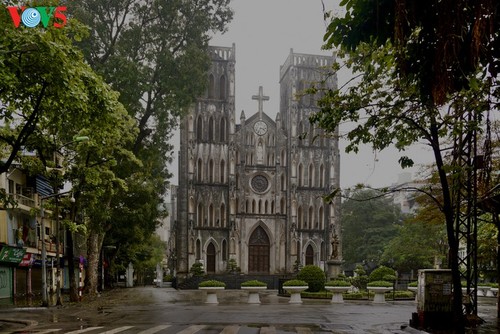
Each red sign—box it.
[19,253,33,267]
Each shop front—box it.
[0,245,26,304]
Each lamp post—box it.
[40,190,71,306]
[40,135,89,307]
[40,203,48,307]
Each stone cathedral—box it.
[174,45,341,280]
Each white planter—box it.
[477,286,491,297]
[284,286,308,304]
[490,287,498,297]
[368,286,392,304]
[407,286,418,302]
[199,287,225,304]
[325,286,350,303]
[241,286,267,304]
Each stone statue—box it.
[331,234,339,259]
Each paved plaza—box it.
[0,287,498,333]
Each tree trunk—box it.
[67,230,79,302]
[430,122,465,333]
[86,230,103,297]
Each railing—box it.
[13,193,36,207]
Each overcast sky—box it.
[169,0,433,192]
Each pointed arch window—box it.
[220,203,226,227]
[309,206,314,229]
[196,116,203,140]
[220,160,225,183]
[209,159,214,183]
[208,116,214,142]
[309,163,314,187]
[197,158,203,181]
[197,203,204,226]
[319,164,325,187]
[219,75,226,99]
[298,164,303,186]
[319,206,324,230]
[208,74,215,99]
[209,204,214,227]
[280,197,286,214]
[219,118,226,142]
[298,206,303,229]
[305,245,314,265]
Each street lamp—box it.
[40,190,73,307]
[40,135,89,307]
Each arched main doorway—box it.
[206,242,216,273]
[305,244,314,265]
[248,226,270,273]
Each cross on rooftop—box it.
[252,86,270,116]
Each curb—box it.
[0,318,38,327]
[400,324,429,333]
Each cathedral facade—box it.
[174,45,341,278]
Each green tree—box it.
[477,217,498,282]
[381,216,447,274]
[341,189,401,267]
[67,0,233,293]
[0,7,139,301]
[312,1,499,329]
[0,9,112,175]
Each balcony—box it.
[14,193,36,207]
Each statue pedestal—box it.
[327,259,342,279]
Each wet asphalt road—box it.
[0,287,498,333]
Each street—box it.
[0,287,498,334]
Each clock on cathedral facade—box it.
[253,120,267,135]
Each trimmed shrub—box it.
[199,280,226,288]
[367,280,393,287]
[283,279,308,287]
[325,280,351,287]
[297,265,326,292]
[163,274,174,282]
[190,262,205,277]
[369,266,396,282]
[241,280,267,287]
[408,281,418,287]
[350,275,368,290]
[226,259,241,274]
